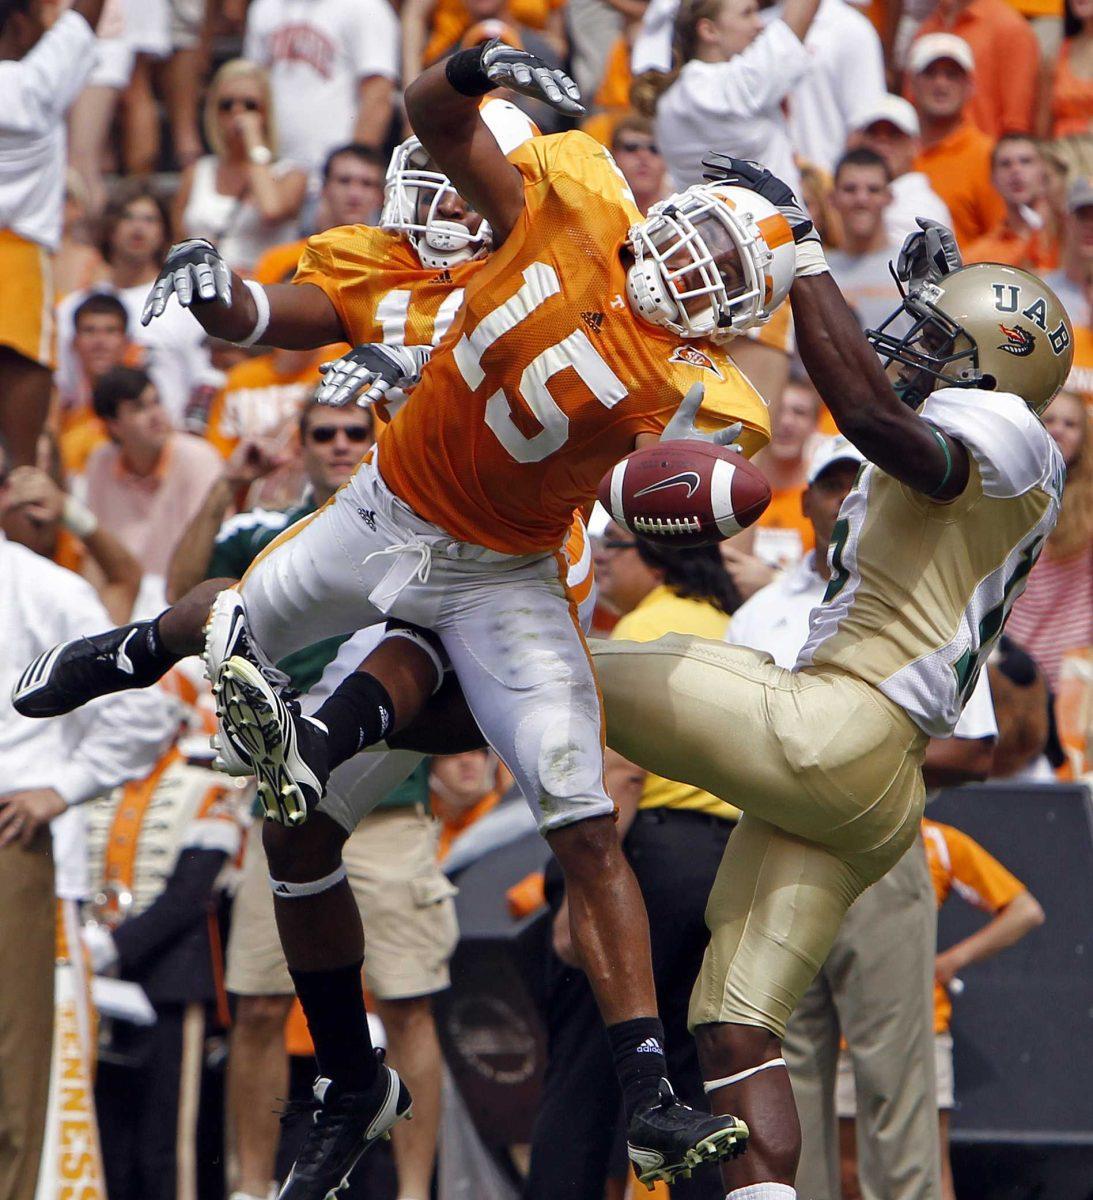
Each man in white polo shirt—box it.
[0,0,103,466]
[727,434,997,1200]
[850,93,953,245]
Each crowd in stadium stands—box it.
[1,0,1092,1197]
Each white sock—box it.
[725,1185,796,1200]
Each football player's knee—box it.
[262,814,345,880]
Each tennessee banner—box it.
[35,902,106,1200]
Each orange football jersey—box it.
[380,131,771,556]
[294,225,482,356]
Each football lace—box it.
[632,515,702,535]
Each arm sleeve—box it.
[682,20,812,119]
[952,667,998,739]
[0,11,96,135]
[920,390,1056,499]
[944,826,1028,913]
[207,521,258,580]
[111,847,229,972]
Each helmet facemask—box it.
[867,274,983,408]
[380,139,490,269]
[627,187,774,342]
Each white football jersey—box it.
[796,388,1064,737]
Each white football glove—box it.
[315,343,433,409]
[81,923,119,974]
[479,40,584,116]
[141,238,232,325]
[660,384,743,449]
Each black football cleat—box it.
[627,1079,748,1190]
[277,1058,413,1200]
[12,623,164,717]
[212,656,328,825]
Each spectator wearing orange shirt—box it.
[430,749,503,859]
[1040,0,1093,140]
[966,134,1061,269]
[909,34,1007,247]
[909,0,1039,136]
[920,820,1044,1200]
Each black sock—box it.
[289,961,377,1092]
[313,673,395,769]
[124,616,183,686]
[608,1017,668,1121]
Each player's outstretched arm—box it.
[703,156,970,501]
[791,273,968,501]
[141,239,345,349]
[404,39,582,245]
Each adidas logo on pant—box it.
[636,1037,663,1054]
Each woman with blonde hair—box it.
[632,0,820,191]
[175,59,307,276]
[1006,390,1093,690]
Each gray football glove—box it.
[480,40,584,116]
[660,384,743,449]
[896,217,962,288]
[141,238,231,325]
[315,343,433,409]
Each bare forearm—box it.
[944,892,1045,971]
[72,0,108,31]
[790,274,963,495]
[922,735,995,788]
[782,0,822,42]
[246,163,295,223]
[188,268,258,340]
[166,477,235,602]
[354,77,394,149]
[82,528,141,621]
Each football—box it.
[598,441,771,548]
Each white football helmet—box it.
[626,184,796,342]
[380,136,491,270]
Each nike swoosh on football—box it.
[633,471,702,500]
[115,629,138,676]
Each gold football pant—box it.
[589,635,929,1039]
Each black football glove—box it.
[315,343,432,409]
[480,39,584,116]
[701,154,827,278]
[141,238,232,325]
[896,217,962,289]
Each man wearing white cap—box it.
[850,93,953,245]
[727,435,996,1200]
[1043,176,1093,328]
[906,33,1005,248]
[908,0,1038,138]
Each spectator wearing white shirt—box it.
[57,183,216,430]
[244,0,399,175]
[0,0,102,471]
[826,148,902,335]
[0,436,174,1200]
[636,0,821,192]
[849,94,953,245]
[176,59,309,277]
[779,0,886,175]
[727,434,996,1200]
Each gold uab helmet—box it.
[867,263,1074,415]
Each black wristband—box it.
[445,45,493,96]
